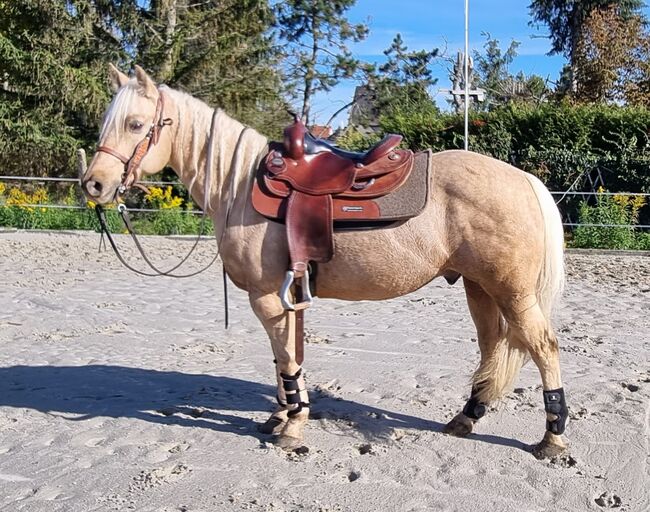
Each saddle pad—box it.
[360,149,430,220]
[252,149,431,223]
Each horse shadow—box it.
[0,364,529,452]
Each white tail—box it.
[523,174,565,318]
[472,175,564,404]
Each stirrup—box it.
[279,269,313,311]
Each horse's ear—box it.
[134,65,157,99]
[108,63,129,92]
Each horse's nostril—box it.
[85,179,103,197]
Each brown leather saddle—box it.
[252,117,418,310]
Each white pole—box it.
[464,0,469,151]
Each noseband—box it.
[96,90,173,197]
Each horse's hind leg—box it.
[249,290,309,450]
[503,301,568,459]
[444,278,523,436]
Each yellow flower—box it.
[145,185,183,209]
[32,187,48,203]
[86,200,96,209]
[632,195,646,211]
[0,183,5,195]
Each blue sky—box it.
[308,0,649,126]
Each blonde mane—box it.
[101,82,268,225]
[163,87,268,223]
[99,79,142,141]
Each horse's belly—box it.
[315,223,444,301]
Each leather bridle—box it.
[96,90,173,198]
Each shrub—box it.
[0,184,208,235]
[370,102,650,194]
[572,188,647,249]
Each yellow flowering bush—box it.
[3,186,49,212]
[573,187,648,249]
[0,181,209,235]
[612,192,646,220]
[144,186,184,209]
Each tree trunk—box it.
[301,11,320,126]
[157,0,178,82]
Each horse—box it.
[81,64,569,459]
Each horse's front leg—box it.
[249,290,309,450]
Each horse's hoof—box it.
[276,434,303,451]
[532,431,567,459]
[443,413,474,437]
[258,415,286,435]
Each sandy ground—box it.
[0,231,648,512]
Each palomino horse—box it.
[82,65,568,459]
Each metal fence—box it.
[1,175,649,230]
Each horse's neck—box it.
[166,88,268,216]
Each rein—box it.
[94,203,218,278]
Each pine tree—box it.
[0,0,288,179]
[473,35,550,109]
[275,0,368,125]
[365,34,439,114]
[137,0,286,133]
[0,0,135,177]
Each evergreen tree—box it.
[363,34,439,115]
[138,0,286,133]
[0,0,135,177]
[0,0,288,179]
[275,0,368,125]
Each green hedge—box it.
[351,102,650,194]
[340,102,650,231]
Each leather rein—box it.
[92,89,220,281]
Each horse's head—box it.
[82,65,174,204]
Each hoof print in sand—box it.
[129,464,191,493]
[356,443,373,455]
[347,470,361,482]
[549,453,578,468]
[595,492,622,508]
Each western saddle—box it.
[252,117,416,311]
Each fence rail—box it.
[1,175,649,230]
[0,175,178,186]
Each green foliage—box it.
[335,127,380,151]
[359,34,439,118]
[378,107,448,151]
[0,0,289,179]
[636,232,650,250]
[528,0,645,58]
[0,0,119,178]
[0,183,210,235]
[376,102,650,193]
[142,0,288,136]
[572,190,647,249]
[275,0,368,124]
[473,35,550,109]
[133,209,213,236]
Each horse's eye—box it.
[128,120,144,132]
